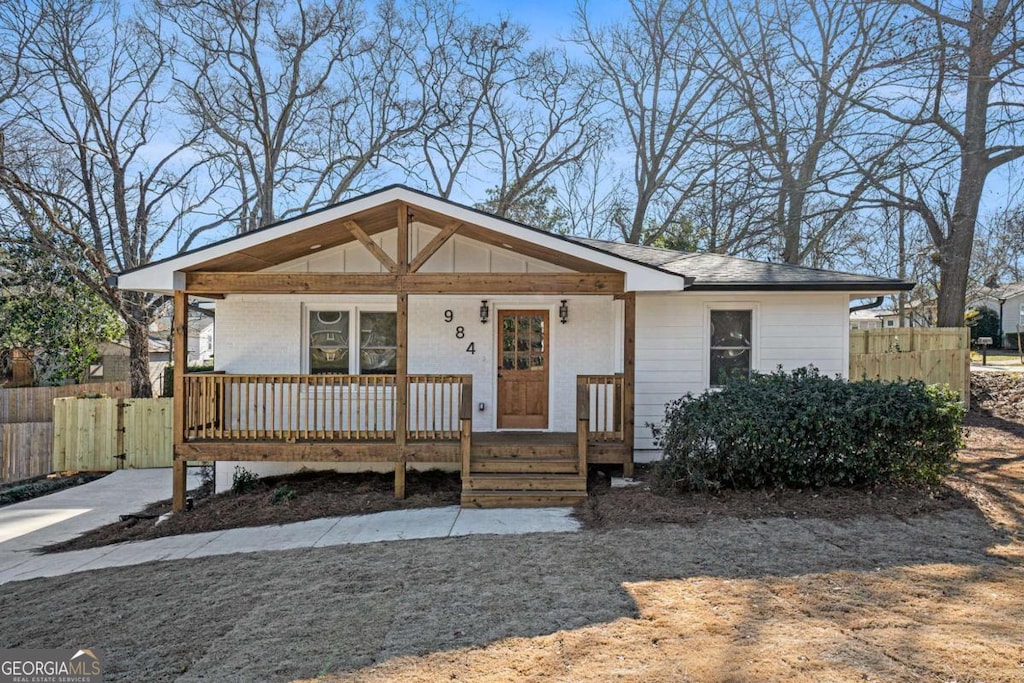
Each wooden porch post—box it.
[172,289,188,512]
[394,205,410,498]
[622,292,636,478]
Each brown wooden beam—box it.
[400,273,624,294]
[394,461,406,499]
[409,221,461,272]
[395,205,409,500]
[622,292,636,478]
[396,292,409,454]
[172,290,188,513]
[184,272,624,295]
[344,220,397,272]
[174,441,460,462]
[186,272,399,294]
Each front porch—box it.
[160,194,647,511]
[171,372,634,509]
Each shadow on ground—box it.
[0,504,1012,682]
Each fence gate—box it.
[52,397,173,472]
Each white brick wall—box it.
[211,232,855,482]
[212,293,617,490]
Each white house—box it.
[973,283,1024,343]
[114,186,912,509]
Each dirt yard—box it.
[41,468,461,553]
[0,375,1022,682]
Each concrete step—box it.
[463,473,587,492]
[469,457,579,474]
[460,490,589,508]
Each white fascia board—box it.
[116,187,689,293]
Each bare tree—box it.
[156,0,428,232]
[406,4,523,199]
[477,47,604,219]
[972,206,1024,288]
[0,0,220,396]
[861,0,1024,326]
[701,0,902,265]
[575,0,728,245]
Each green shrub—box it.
[231,466,261,495]
[967,306,1002,347]
[649,367,964,493]
[269,484,296,505]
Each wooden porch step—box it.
[460,490,589,508]
[463,473,587,492]
[470,443,576,458]
[469,457,579,474]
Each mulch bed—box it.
[39,468,460,554]
[971,371,1024,421]
[575,465,972,530]
[578,373,1024,531]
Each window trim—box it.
[302,304,397,375]
[703,303,759,389]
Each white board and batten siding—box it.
[632,292,851,460]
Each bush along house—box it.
[113,186,913,509]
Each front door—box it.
[497,310,549,429]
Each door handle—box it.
[497,371,504,378]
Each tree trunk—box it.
[123,294,153,398]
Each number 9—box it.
[444,309,454,323]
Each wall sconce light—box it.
[559,299,569,324]
[480,300,489,324]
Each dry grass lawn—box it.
[1,395,1023,681]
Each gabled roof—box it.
[115,186,690,293]
[569,238,914,292]
[984,282,1024,300]
[115,185,912,295]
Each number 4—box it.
[466,342,475,354]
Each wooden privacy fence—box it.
[52,397,173,472]
[1,423,52,482]
[849,327,971,405]
[0,381,128,423]
[0,381,129,483]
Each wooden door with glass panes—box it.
[497,310,549,429]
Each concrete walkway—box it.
[0,472,579,587]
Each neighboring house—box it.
[849,308,885,330]
[189,318,215,366]
[973,283,1024,341]
[87,338,171,394]
[849,299,935,330]
[114,186,912,509]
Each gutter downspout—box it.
[849,296,885,313]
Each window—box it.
[709,309,752,386]
[309,310,350,374]
[307,309,397,374]
[359,312,397,374]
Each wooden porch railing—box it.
[576,373,627,476]
[408,374,471,440]
[576,374,625,442]
[183,373,472,442]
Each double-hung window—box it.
[709,309,753,387]
[308,309,396,375]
